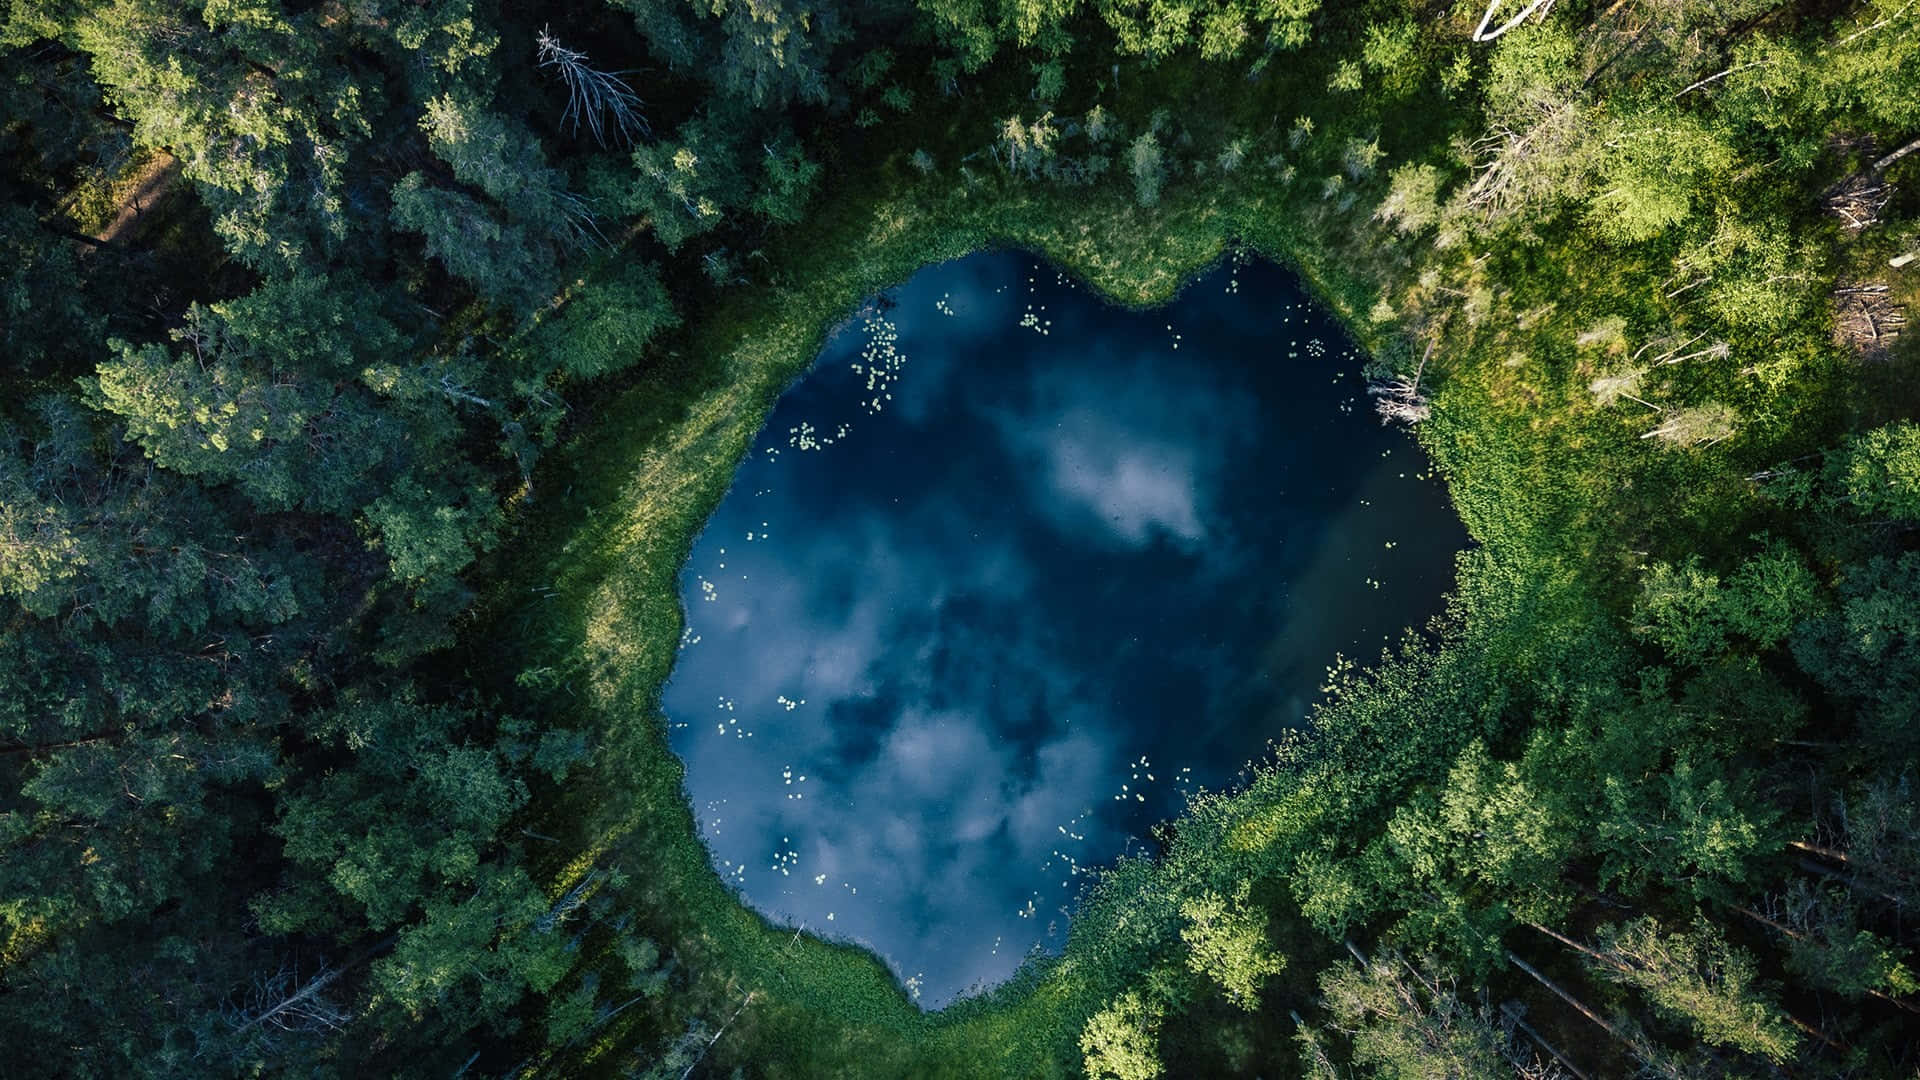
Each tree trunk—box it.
[680,991,756,1080]
[1790,839,1853,865]
[1474,0,1557,41]
[1500,1003,1591,1080]
[1733,905,1920,1016]
[37,221,113,249]
[1872,134,1920,173]
[1506,949,1627,1043]
[1796,857,1907,908]
[0,730,128,756]
[233,935,395,1035]
[1528,922,1609,965]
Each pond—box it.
[662,251,1465,1006]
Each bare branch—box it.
[436,375,495,409]
[1473,0,1557,42]
[1639,404,1737,446]
[1837,0,1915,47]
[1507,949,1628,1042]
[1675,60,1771,99]
[680,991,757,1080]
[1826,173,1894,231]
[535,868,602,933]
[537,28,649,148]
[1874,134,1920,174]
[230,961,350,1036]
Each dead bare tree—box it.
[1649,337,1729,367]
[1675,59,1773,99]
[227,959,352,1037]
[1531,920,1844,1055]
[1326,942,1571,1077]
[1500,1002,1590,1080]
[537,28,648,148]
[1590,369,1660,411]
[535,868,603,933]
[1732,895,1920,1016]
[554,188,606,249]
[1368,338,1434,426]
[1461,95,1592,223]
[679,990,757,1080]
[1506,948,1698,1079]
[220,933,397,1048]
[1289,1009,1342,1077]
[1640,403,1737,447]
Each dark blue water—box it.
[663,252,1463,1005]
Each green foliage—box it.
[1359,20,1416,82]
[363,478,498,583]
[1635,541,1818,666]
[375,862,571,1023]
[917,0,1321,69]
[1679,214,1822,334]
[1314,955,1516,1078]
[623,120,749,250]
[0,395,309,635]
[1844,422,1920,521]
[1792,553,1920,752]
[1774,881,1919,1000]
[1595,753,1777,899]
[1374,163,1443,235]
[271,698,525,931]
[90,275,412,513]
[1590,917,1800,1062]
[1328,59,1362,93]
[534,262,680,381]
[545,980,601,1045]
[1397,738,1575,924]
[1586,113,1736,244]
[392,173,556,311]
[1178,885,1283,1009]
[1128,131,1165,207]
[1031,57,1065,101]
[1080,990,1164,1080]
[612,0,844,108]
[0,205,99,378]
[754,143,823,225]
[1340,136,1383,180]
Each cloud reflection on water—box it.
[663,252,1463,1005]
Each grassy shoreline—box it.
[485,161,1436,1074]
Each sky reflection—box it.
[662,252,1464,1005]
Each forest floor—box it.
[93,151,177,245]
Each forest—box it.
[1,0,1918,1075]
